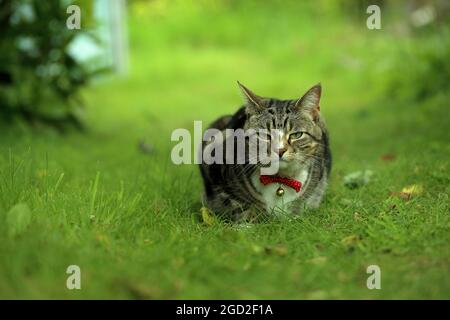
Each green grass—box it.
[0,2,449,299]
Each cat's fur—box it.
[199,82,331,221]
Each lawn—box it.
[0,2,449,299]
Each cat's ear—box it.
[237,81,264,113]
[294,83,322,120]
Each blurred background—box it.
[0,0,449,299]
[1,0,449,132]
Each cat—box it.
[199,82,331,221]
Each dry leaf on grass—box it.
[390,184,423,201]
[381,154,396,161]
[200,206,216,226]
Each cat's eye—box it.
[289,132,304,140]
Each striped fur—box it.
[199,83,331,221]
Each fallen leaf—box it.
[6,203,32,237]
[381,154,396,161]
[390,184,423,201]
[200,206,216,226]
[401,184,423,195]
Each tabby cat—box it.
[199,82,331,221]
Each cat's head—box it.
[238,82,325,171]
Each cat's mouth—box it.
[262,157,291,172]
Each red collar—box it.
[259,175,302,193]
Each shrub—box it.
[0,0,95,130]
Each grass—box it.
[0,2,449,299]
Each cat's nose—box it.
[277,148,287,158]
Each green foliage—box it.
[390,28,450,101]
[0,0,94,128]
